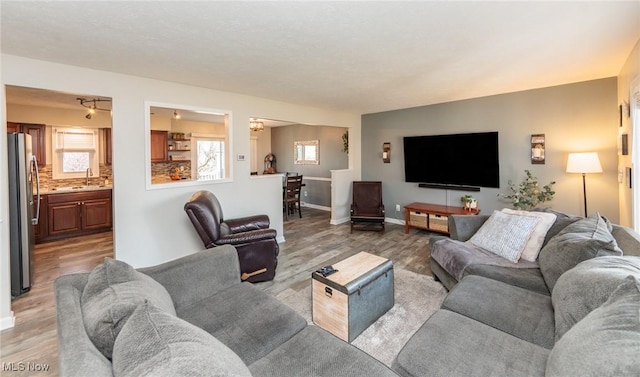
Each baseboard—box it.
[301,203,331,211]
[276,235,286,244]
[330,217,350,225]
[385,217,405,226]
[0,311,15,330]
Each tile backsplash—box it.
[38,164,113,191]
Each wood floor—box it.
[0,208,435,376]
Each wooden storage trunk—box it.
[312,252,394,342]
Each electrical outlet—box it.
[304,191,308,197]
[395,204,401,211]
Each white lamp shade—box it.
[566,152,603,174]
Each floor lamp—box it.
[566,152,603,217]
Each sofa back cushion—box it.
[538,213,622,291]
[552,256,640,340]
[546,276,640,376]
[112,302,252,377]
[81,258,176,359]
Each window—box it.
[193,136,225,180]
[146,102,231,187]
[52,127,99,179]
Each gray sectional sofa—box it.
[54,245,397,377]
[55,209,640,376]
[393,211,640,376]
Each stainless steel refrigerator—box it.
[8,133,40,297]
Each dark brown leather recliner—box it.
[184,191,279,283]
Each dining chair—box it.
[283,175,303,220]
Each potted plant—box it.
[460,195,478,211]
[498,170,556,210]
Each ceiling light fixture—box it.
[173,110,181,120]
[250,118,264,131]
[77,97,111,120]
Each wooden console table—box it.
[404,202,479,235]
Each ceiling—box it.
[1,1,639,115]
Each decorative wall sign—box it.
[531,134,545,164]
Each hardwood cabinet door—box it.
[21,124,46,165]
[48,201,82,236]
[150,130,168,162]
[82,199,112,230]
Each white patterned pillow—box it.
[501,208,557,262]
[468,210,540,263]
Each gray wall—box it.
[362,78,621,223]
[272,124,347,208]
[271,124,348,177]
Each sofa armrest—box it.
[216,228,278,246]
[448,214,489,241]
[54,274,113,377]
[223,214,270,233]
[139,245,241,311]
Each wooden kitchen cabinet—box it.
[44,190,112,242]
[150,130,168,162]
[6,122,46,165]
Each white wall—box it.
[0,54,361,329]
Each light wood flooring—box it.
[0,208,435,376]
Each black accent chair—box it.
[184,191,279,282]
[350,181,385,233]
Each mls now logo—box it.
[2,362,50,372]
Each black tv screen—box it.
[403,132,500,188]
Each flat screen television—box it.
[403,131,500,189]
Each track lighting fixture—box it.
[77,97,111,120]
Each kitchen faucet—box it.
[86,167,93,186]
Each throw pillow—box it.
[112,302,252,377]
[532,208,581,247]
[552,256,640,340]
[81,257,176,359]
[546,276,640,376]
[468,210,540,263]
[538,213,623,292]
[501,208,557,262]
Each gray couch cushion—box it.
[393,310,549,377]
[81,258,176,359]
[538,213,623,291]
[442,275,555,349]
[463,264,549,295]
[177,282,307,365]
[112,302,251,377]
[552,255,640,340]
[249,326,397,377]
[431,238,538,281]
[546,276,640,376]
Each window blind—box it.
[55,129,97,151]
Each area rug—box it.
[275,268,448,366]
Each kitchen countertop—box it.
[41,185,113,194]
